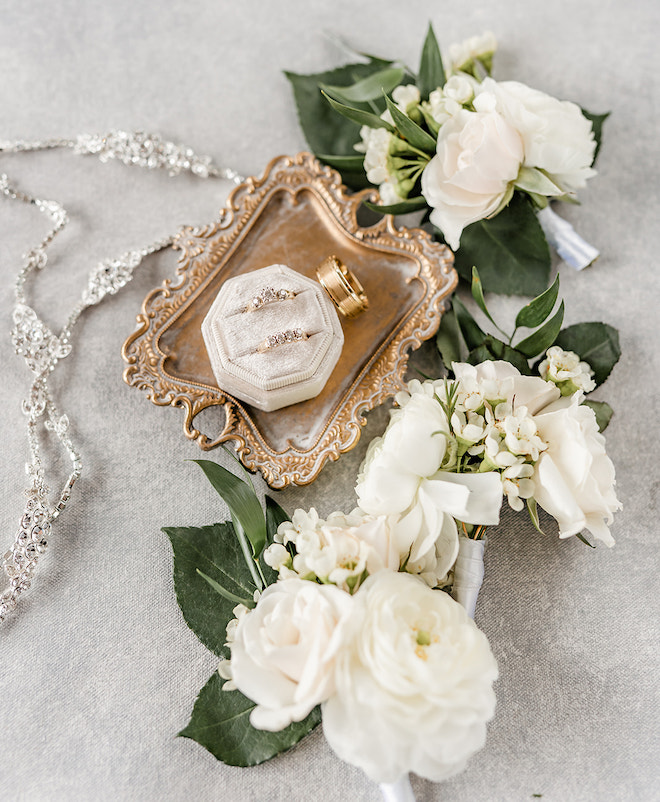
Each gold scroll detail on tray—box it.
[122,152,456,488]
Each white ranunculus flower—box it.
[322,571,498,784]
[539,345,596,394]
[229,578,353,731]
[421,107,524,250]
[532,394,621,545]
[477,77,597,193]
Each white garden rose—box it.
[322,571,498,784]
[421,107,524,250]
[532,394,621,545]
[477,77,597,193]
[228,578,353,731]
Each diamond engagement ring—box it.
[244,286,296,312]
[256,328,308,352]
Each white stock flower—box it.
[448,31,497,73]
[477,77,597,193]
[532,394,621,545]
[228,578,353,731]
[539,345,596,394]
[275,508,399,592]
[502,462,535,511]
[421,107,524,250]
[426,89,461,125]
[357,125,392,185]
[392,84,421,112]
[322,571,498,784]
[443,74,477,105]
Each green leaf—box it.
[322,91,395,132]
[576,532,596,549]
[193,460,267,559]
[554,322,620,387]
[418,23,446,98]
[265,495,290,544]
[385,95,437,152]
[316,153,366,171]
[321,66,405,103]
[515,275,560,330]
[363,195,428,215]
[467,336,532,375]
[453,296,486,351]
[515,166,563,197]
[526,497,545,535]
[452,193,551,296]
[164,522,257,657]
[196,569,254,607]
[582,399,614,433]
[515,301,565,358]
[581,109,610,165]
[179,672,321,767]
[436,307,462,368]
[470,265,502,331]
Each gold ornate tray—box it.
[122,153,456,487]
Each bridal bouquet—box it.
[287,27,608,295]
[165,274,620,792]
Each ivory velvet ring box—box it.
[201,264,344,412]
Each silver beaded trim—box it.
[0,131,244,623]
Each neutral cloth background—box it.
[1,2,658,800]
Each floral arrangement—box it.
[286,27,608,295]
[164,273,620,796]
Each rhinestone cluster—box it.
[0,130,243,624]
[261,328,307,350]
[248,286,295,311]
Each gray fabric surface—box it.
[1,2,658,800]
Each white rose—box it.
[532,394,621,545]
[477,77,597,193]
[421,107,524,250]
[229,578,353,731]
[322,572,498,784]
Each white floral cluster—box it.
[219,352,619,786]
[357,32,597,250]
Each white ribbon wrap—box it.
[537,206,599,270]
[379,774,416,802]
[451,536,486,620]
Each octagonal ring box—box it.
[201,264,344,412]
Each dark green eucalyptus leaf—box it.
[453,296,486,351]
[581,109,610,165]
[363,196,428,215]
[179,672,321,767]
[554,322,620,387]
[515,275,560,330]
[436,307,462,369]
[193,460,267,558]
[418,23,446,98]
[316,153,365,171]
[322,91,395,132]
[164,522,257,657]
[196,569,254,607]
[515,301,565,358]
[452,193,551,296]
[385,95,437,152]
[582,399,614,433]
[321,67,405,103]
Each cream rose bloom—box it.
[421,107,524,250]
[322,571,498,784]
[477,77,597,193]
[228,578,353,731]
[532,394,621,545]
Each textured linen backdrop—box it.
[0,1,658,800]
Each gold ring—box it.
[316,256,368,318]
[256,328,308,353]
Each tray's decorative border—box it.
[122,152,457,487]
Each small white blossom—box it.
[443,74,476,105]
[426,89,461,125]
[392,84,421,112]
[263,542,290,570]
[539,345,596,394]
[502,462,535,511]
[448,31,497,73]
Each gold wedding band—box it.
[316,256,368,318]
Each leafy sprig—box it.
[436,268,620,430]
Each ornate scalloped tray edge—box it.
[122,152,456,488]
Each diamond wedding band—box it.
[244,286,296,312]
[256,328,308,352]
[316,256,368,318]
